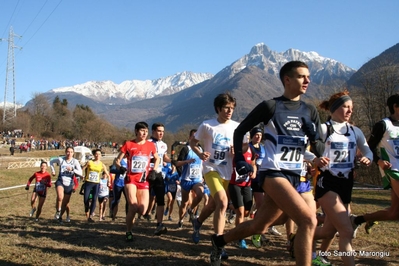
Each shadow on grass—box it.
[1,215,273,266]
[0,260,24,266]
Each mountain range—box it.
[26,43,373,132]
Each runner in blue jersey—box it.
[110,156,128,221]
[173,129,205,229]
[163,162,180,221]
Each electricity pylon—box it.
[1,26,21,126]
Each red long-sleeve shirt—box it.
[27,171,52,187]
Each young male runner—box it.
[210,61,322,266]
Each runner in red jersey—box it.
[25,161,52,221]
[114,121,160,241]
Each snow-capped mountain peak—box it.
[51,71,214,103]
[227,43,355,82]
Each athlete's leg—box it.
[179,188,191,221]
[60,193,71,219]
[112,185,123,218]
[36,195,46,219]
[30,191,38,209]
[190,183,204,211]
[364,178,399,221]
[89,183,100,218]
[204,172,229,235]
[316,191,355,266]
[55,185,64,212]
[137,188,150,218]
[125,184,138,232]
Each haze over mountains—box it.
[25,42,398,132]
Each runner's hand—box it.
[148,170,157,181]
[234,153,253,175]
[25,185,29,190]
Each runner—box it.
[210,61,322,266]
[25,161,52,222]
[50,147,82,223]
[82,149,110,222]
[114,121,160,241]
[163,162,180,221]
[173,129,204,229]
[110,156,128,221]
[249,126,281,247]
[190,92,244,264]
[98,171,110,221]
[352,93,399,235]
[147,123,172,236]
[312,91,372,266]
[228,140,256,249]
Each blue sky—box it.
[0,0,398,105]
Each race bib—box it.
[167,183,177,192]
[88,171,100,182]
[61,176,72,187]
[35,183,45,192]
[276,135,305,171]
[329,141,355,169]
[131,156,148,173]
[189,165,201,179]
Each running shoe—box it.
[58,218,63,225]
[349,214,360,238]
[168,216,173,221]
[286,240,291,251]
[312,255,332,266]
[191,218,201,244]
[210,234,223,266]
[154,224,167,236]
[251,234,262,248]
[365,221,378,234]
[288,233,296,258]
[66,216,71,223]
[164,207,169,216]
[177,221,183,229]
[227,212,236,224]
[126,231,133,242]
[221,248,228,260]
[54,210,60,220]
[261,234,270,245]
[268,226,282,236]
[88,217,95,223]
[29,207,36,217]
[35,218,39,222]
[143,214,152,221]
[238,239,247,249]
[319,256,332,265]
[188,209,195,223]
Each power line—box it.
[0,0,63,95]
[20,0,63,49]
[0,0,21,39]
[20,0,50,38]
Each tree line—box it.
[1,61,399,186]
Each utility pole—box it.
[1,26,21,127]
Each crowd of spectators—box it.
[1,129,119,155]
